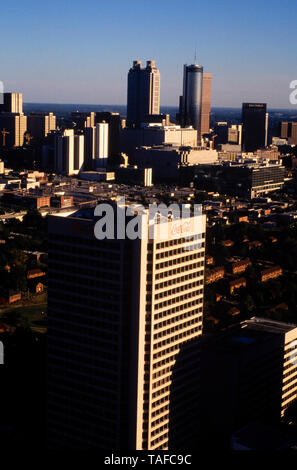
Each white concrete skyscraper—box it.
[47,203,206,450]
[95,122,108,167]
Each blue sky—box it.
[0,0,296,107]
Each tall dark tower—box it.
[179,64,204,137]
[242,103,268,152]
[126,60,160,127]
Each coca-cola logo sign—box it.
[171,220,192,236]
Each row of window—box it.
[153,354,179,371]
[155,243,203,260]
[151,422,169,438]
[150,434,168,448]
[282,380,297,396]
[154,326,201,351]
[156,234,205,249]
[49,292,120,310]
[49,243,121,259]
[154,299,203,320]
[155,261,204,280]
[283,364,297,381]
[153,375,171,390]
[154,318,200,340]
[49,263,121,281]
[155,289,203,310]
[156,249,204,270]
[49,253,121,268]
[49,234,120,250]
[48,301,120,323]
[152,404,169,419]
[155,270,204,290]
[154,308,202,330]
[49,337,118,362]
[50,280,120,300]
[151,412,169,429]
[155,279,204,300]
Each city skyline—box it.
[0,0,296,108]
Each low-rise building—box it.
[231,258,251,275]
[229,277,246,295]
[261,266,282,282]
[27,268,46,279]
[206,266,225,284]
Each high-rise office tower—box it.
[83,126,96,170]
[179,64,203,137]
[228,124,243,145]
[0,92,23,114]
[95,112,121,157]
[213,121,229,149]
[201,317,297,443]
[95,122,109,167]
[200,73,212,136]
[0,112,27,147]
[74,134,84,172]
[127,60,160,127]
[71,112,95,130]
[27,112,56,139]
[54,129,82,175]
[280,121,297,145]
[47,203,206,449]
[242,103,268,152]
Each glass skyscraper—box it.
[179,64,204,136]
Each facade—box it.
[133,145,218,181]
[95,112,121,157]
[50,195,74,208]
[54,129,74,175]
[47,203,206,450]
[229,277,246,295]
[200,73,212,136]
[0,112,27,147]
[192,162,285,198]
[115,167,153,186]
[280,121,297,145]
[71,112,95,129]
[54,129,84,175]
[205,266,225,284]
[120,124,198,159]
[22,195,50,209]
[74,135,85,172]
[179,64,203,136]
[260,266,282,283]
[214,122,228,147]
[201,317,297,441]
[127,60,160,127]
[231,258,251,275]
[228,124,242,145]
[0,92,23,113]
[83,126,96,170]
[27,112,56,139]
[242,103,268,152]
[95,122,109,167]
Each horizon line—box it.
[22,102,297,112]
